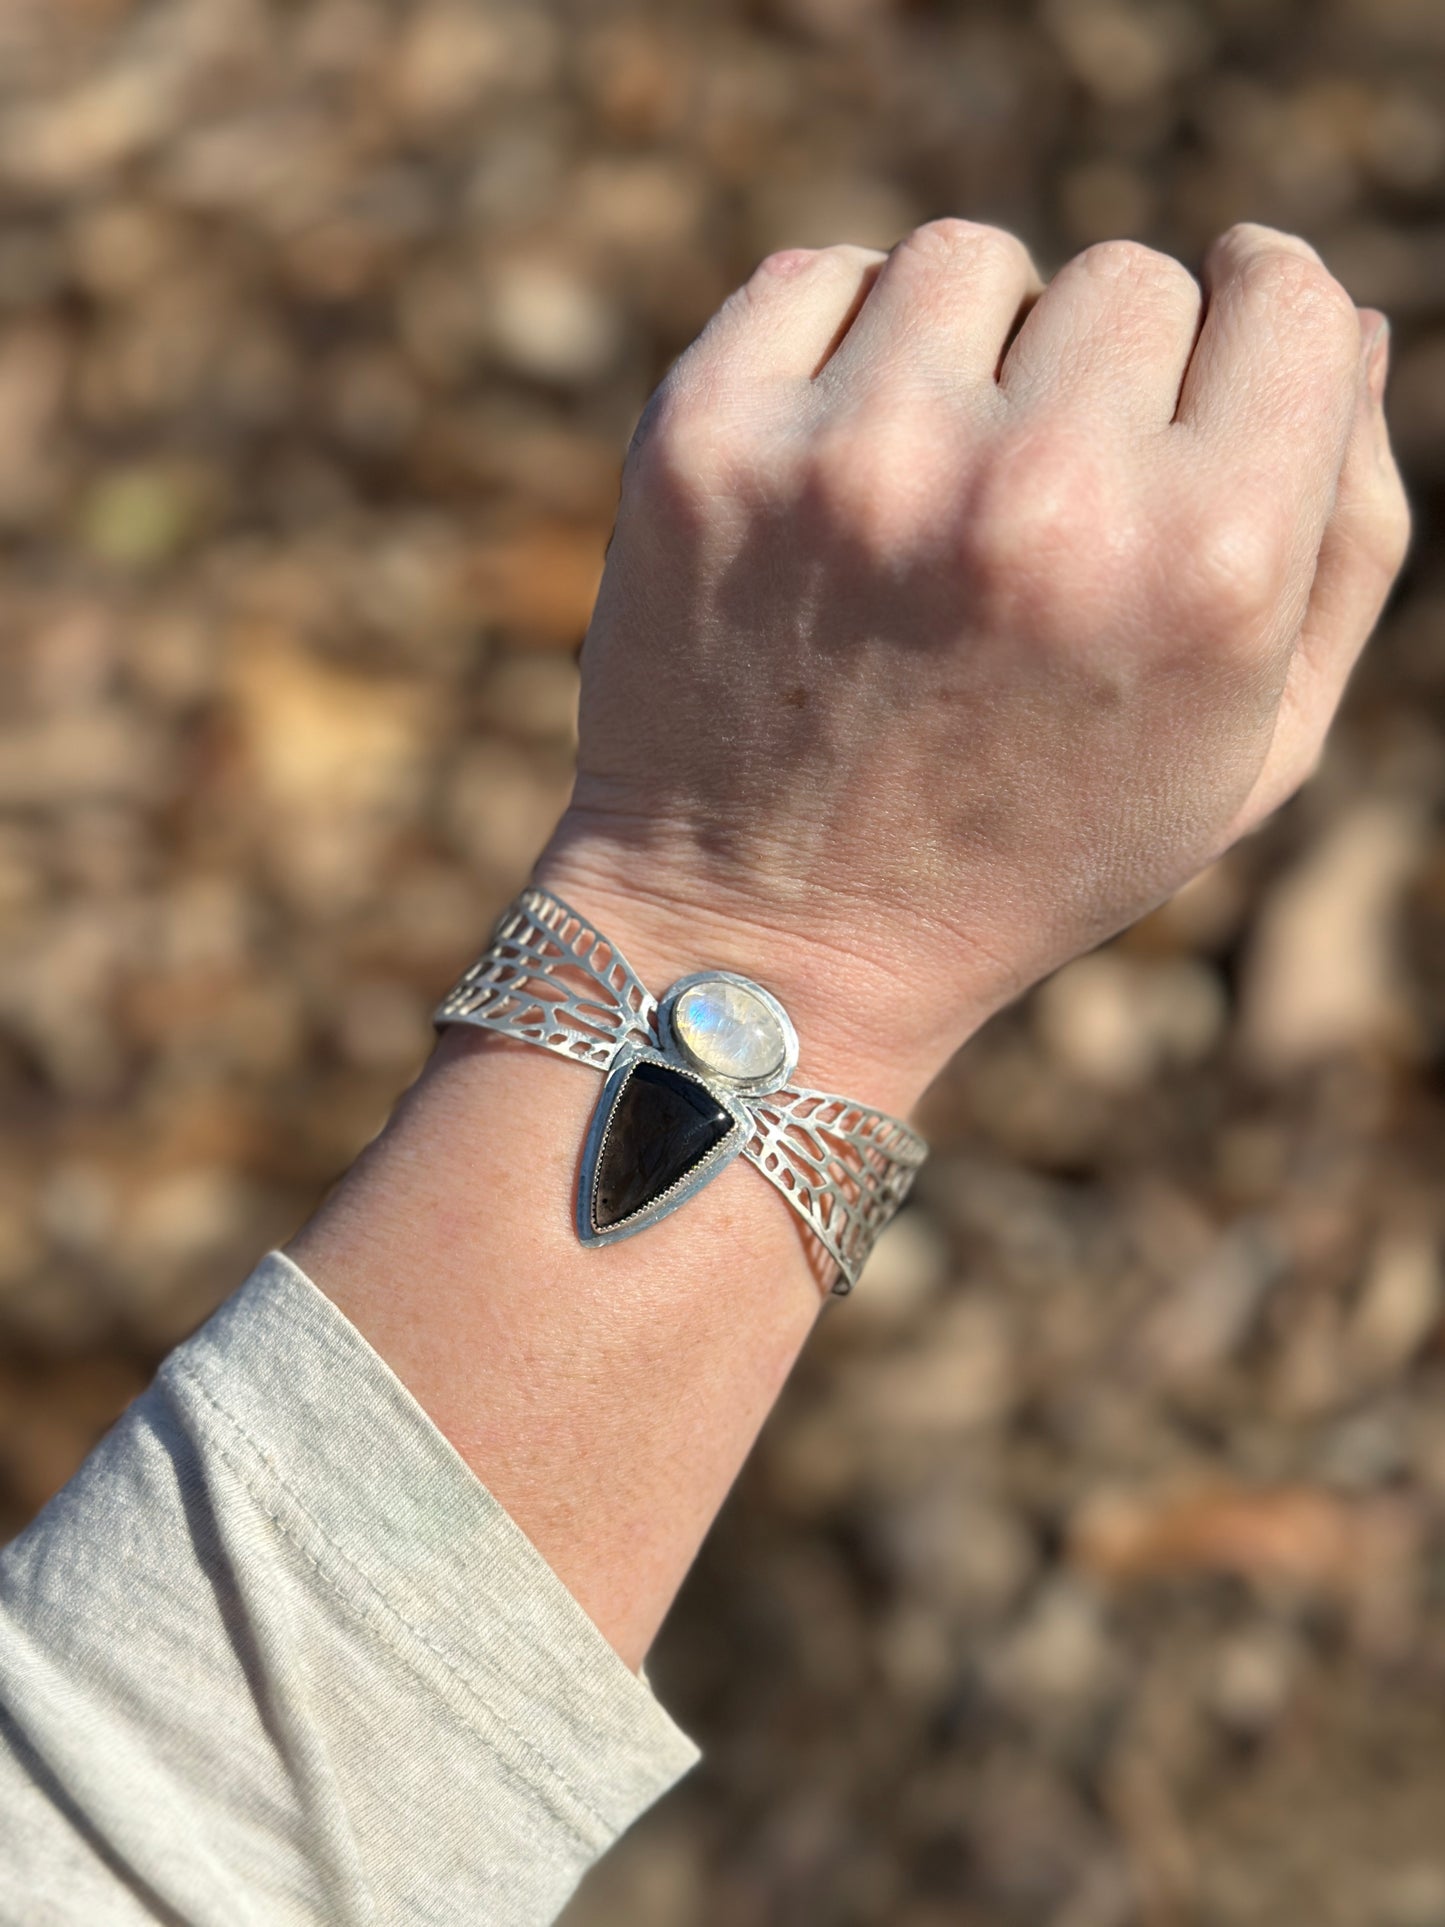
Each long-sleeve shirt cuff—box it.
[0,1250,700,1925]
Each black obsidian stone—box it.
[592,1060,736,1231]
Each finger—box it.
[1175,225,1362,503]
[821,218,1043,394]
[1171,226,1366,676]
[1234,312,1412,824]
[686,245,887,384]
[999,239,1202,424]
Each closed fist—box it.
[539,220,1409,1111]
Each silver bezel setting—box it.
[576,1044,749,1249]
[658,969,799,1098]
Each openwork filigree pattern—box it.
[434,886,927,1292]
[434,888,657,1069]
[744,1089,927,1293]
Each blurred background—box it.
[1,1,1443,1922]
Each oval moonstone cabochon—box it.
[672,977,787,1084]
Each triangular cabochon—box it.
[591,1060,736,1231]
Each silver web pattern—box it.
[743,1088,928,1294]
[433,887,657,1069]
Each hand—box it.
[538,220,1409,1113]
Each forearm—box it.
[286,851,950,1672]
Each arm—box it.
[290,220,1407,1670]
[1,220,1407,1921]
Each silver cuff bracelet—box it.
[432,887,928,1293]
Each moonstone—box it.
[673,978,787,1083]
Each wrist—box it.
[532,813,973,1119]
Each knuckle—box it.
[801,406,928,552]
[895,217,1028,273]
[749,243,881,288]
[751,247,820,283]
[1210,222,1321,272]
[737,245,882,327]
[1075,238,1198,302]
[626,383,764,515]
[958,429,1124,622]
[1212,229,1357,344]
[1075,237,1156,279]
[1183,497,1291,638]
[1261,252,1355,330]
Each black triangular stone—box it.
[592,1061,736,1231]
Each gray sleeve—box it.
[0,1252,700,1926]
